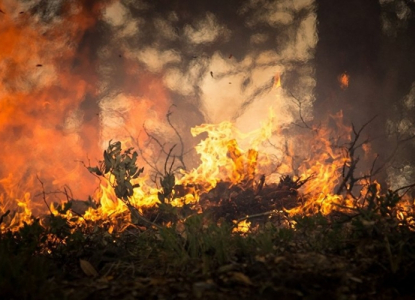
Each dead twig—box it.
[288,91,313,130]
[393,182,415,196]
[136,106,189,182]
[232,209,286,230]
[166,105,187,170]
[36,175,53,215]
[336,116,377,196]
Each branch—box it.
[166,105,187,170]
[232,209,285,230]
[393,182,415,195]
[36,175,53,215]
[336,116,378,196]
[288,91,312,130]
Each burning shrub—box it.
[88,140,144,202]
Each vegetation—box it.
[1,187,415,299]
[1,140,415,300]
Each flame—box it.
[0,1,108,228]
[0,1,172,231]
[274,73,281,89]
[233,219,251,233]
[177,109,275,191]
[287,111,355,215]
[338,72,349,89]
[2,99,414,232]
[0,4,412,233]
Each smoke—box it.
[0,0,317,209]
[0,0,107,208]
[99,0,317,146]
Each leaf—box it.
[129,166,138,177]
[125,181,134,196]
[229,272,253,285]
[123,155,131,166]
[158,192,165,203]
[115,185,126,198]
[131,151,138,164]
[125,147,134,154]
[133,167,144,179]
[87,166,102,176]
[80,259,98,277]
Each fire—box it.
[0,3,412,232]
[0,1,106,229]
[0,1,171,232]
[338,72,349,89]
[233,219,251,233]
[274,73,281,89]
[287,111,355,215]
[177,109,275,191]
[1,102,414,233]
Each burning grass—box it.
[1,187,415,299]
[1,113,415,299]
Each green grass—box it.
[1,187,415,299]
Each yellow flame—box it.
[178,109,275,191]
[233,219,251,233]
[274,73,281,89]
[3,102,415,233]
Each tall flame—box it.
[178,109,275,190]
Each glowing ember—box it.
[338,72,349,89]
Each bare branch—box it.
[288,91,312,130]
[36,175,53,215]
[166,105,187,170]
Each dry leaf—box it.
[80,259,99,277]
[255,255,266,263]
[229,272,253,285]
[217,264,236,273]
[274,256,285,264]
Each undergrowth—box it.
[1,184,415,299]
[2,141,415,299]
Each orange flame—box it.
[338,72,349,89]
[0,1,106,222]
[1,4,412,233]
[274,73,281,89]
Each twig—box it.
[166,105,187,170]
[232,209,285,229]
[126,203,162,230]
[288,91,312,130]
[135,130,164,177]
[393,182,415,195]
[36,175,53,215]
[336,116,378,196]
[164,145,177,175]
